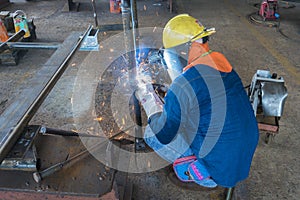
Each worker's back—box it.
[175,64,259,187]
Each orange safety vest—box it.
[183,42,232,73]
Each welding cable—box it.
[277,1,299,43]
[247,5,299,43]
[278,28,300,43]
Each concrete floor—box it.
[0,0,299,199]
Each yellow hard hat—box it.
[163,14,216,49]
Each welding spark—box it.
[94,117,103,121]
[153,27,157,33]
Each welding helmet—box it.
[162,14,216,49]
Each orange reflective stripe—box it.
[184,42,233,73]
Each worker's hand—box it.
[136,67,152,85]
[135,74,163,118]
[134,66,163,118]
[135,69,154,99]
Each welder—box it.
[135,14,259,188]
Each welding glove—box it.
[135,73,163,118]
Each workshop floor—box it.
[0,0,299,199]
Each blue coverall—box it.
[146,44,259,187]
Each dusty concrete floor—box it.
[0,0,299,199]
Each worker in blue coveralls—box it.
[135,14,259,188]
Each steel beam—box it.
[0,26,92,164]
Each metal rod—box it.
[33,144,96,183]
[40,125,134,138]
[121,0,144,150]
[0,26,92,164]
[130,0,138,51]
[121,0,135,80]
[130,0,145,150]
[121,0,132,43]
[40,126,106,137]
[130,0,138,29]
[6,42,60,49]
[33,125,134,183]
[91,0,98,28]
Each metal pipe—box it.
[91,0,98,27]
[130,0,138,52]
[40,125,134,138]
[6,42,60,49]
[121,0,132,46]
[121,0,135,79]
[39,126,105,137]
[130,0,145,150]
[130,0,138,29]
[0,26,92,164]
[121,0,144,150]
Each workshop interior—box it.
[0,0,299,199]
